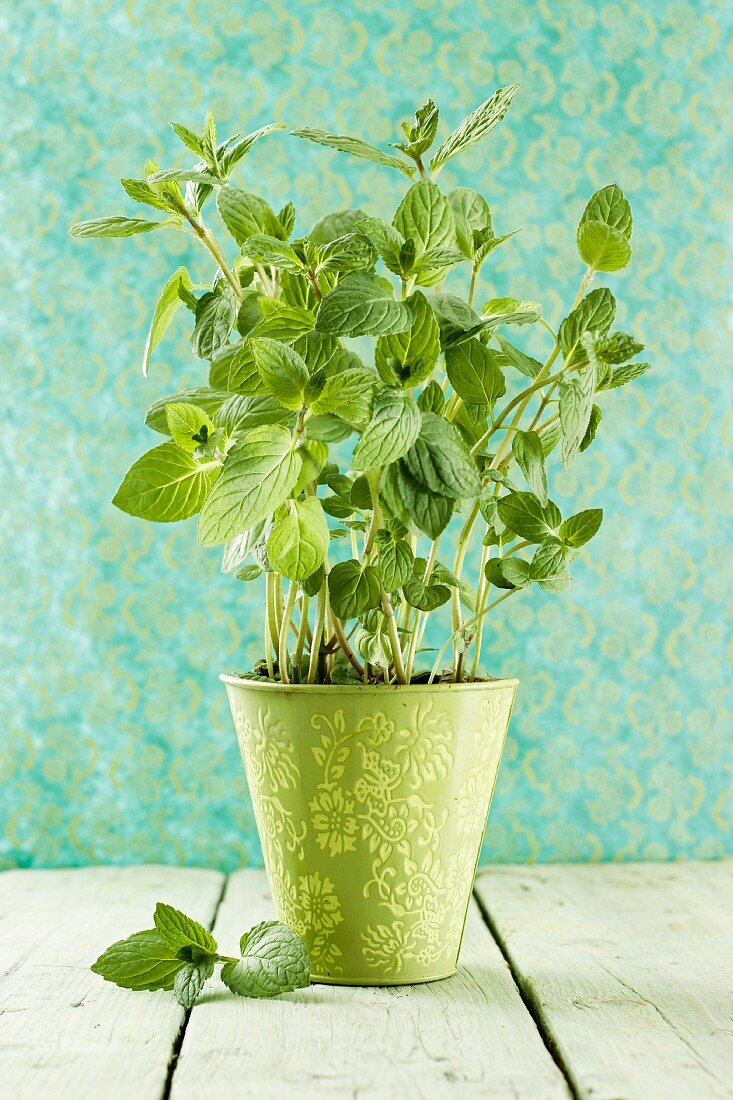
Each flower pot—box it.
[221,676,517,986]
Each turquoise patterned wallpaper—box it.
[2,1,731,870]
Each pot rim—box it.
[220,673,518,693]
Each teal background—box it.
[2,0,731,870]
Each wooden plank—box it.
[475,861,733,1100]
[171,868,569,1100]
[0,865,224,1100]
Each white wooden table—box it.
[0,862,731,1099]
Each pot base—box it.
[311,968,458,987]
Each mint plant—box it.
[92,902,310,1005]
[70,88,650,685]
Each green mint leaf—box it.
[512,430,548,506]
[496,335,543,379]
[277,201,296,238]
[577,220,631,272]
[142,267,193,378]
[250,337,309,409]
[220,921,310,999]
[315,272,411,338]
[376,291,440,387]
[191,288,237,360]
[497,491,561,543]
[559,334,598,468]
[579,183,632,240]
[170,121,206,158]
[352,389,421,471]
[429,292,482,347]
[312,368,376,427]
[148,167,220,185]
[529,540,570,581]
[309,209,369,245]
[198,426,300,547]
[146,388,232,434]
[558,288,616,361]
[594,331,644,365]
[559,508,603,548]
[383,462,452,539]
[402,558,451,610]
[473,228,519,266]
[498,557,531,589]
[430,85,519,173]
[445,337,506,412]
[91,930,182,992]
[174,959,215,1009]
[154,902,218,955]
[418,380,445,414]
[120,177,178,214]
[538,567,572,593]
[241,234,304,273]
[391,99,439,158]
[354,216,405,273]
[448,187,492,258]
[290,127,414,178]
[113,443,219,522]
[328,560,382,620]
[266,498,329,581]
[69,216,178,238]
[481,297,542,327]
[217,187,282,245]
[599,360,652,390]
[375,533,414,591]
[164,402,216,452]
[218,123,287,176]
[393,180,456,264]
[580,404,602,451]
[404,413,482,499]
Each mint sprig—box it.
[91,903,310,1006]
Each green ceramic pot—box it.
[221,676,517,986]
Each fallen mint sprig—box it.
[91,901,310,1006]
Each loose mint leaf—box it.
[328,560,382,620]
[497,491,561,543]
[577,220,631,272]
[312,368,376,427]
[315,272,411,338]
[559,508,603,548]
[290,127,414,178]
[352,389,421,471]
[113,443,219,522]
[580,184,632,240]
[594,331,644,365]
[496,335,543,379]
[69,215,176,238]
[142,267,193,377]
[393,179,456,262]
[191,288,236,359]
[375,533,414,591]
[217,187,281,245]
[558,288,616,361]
[198,426,300,547]
[250,338,308,409]
[165,402,216,451]
[174,959,215,1009]
[559,335,597,467]
[91,930,182,992]
[154,902,218,955]
[404,412,482,498]
[241,234,304,273]
[580,404,602,451]
[220,921,310,999]
[449,187,492,258]
[418,380,445,414]
[512,430,548,506]
[391,99,439,158]
[375,290,440,387]
[146,388,232,434]
[600,361,652,390]
[445,338,506,412]
[267,498,329,580]
[430,85,519,173]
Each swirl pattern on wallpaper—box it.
[1,0,730,869]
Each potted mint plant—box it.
[71,87,650,986]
